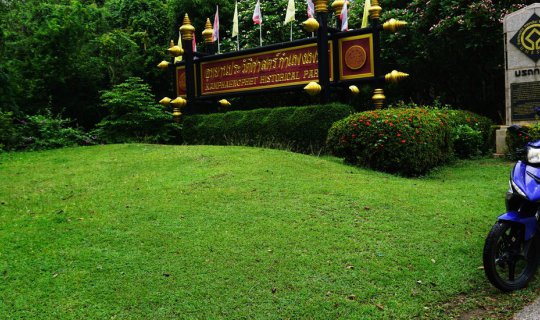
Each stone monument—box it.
[498,4,540,154]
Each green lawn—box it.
[0,144,538,319]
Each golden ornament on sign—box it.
[202,18,214,43]
[302,18,320,32]
[167,45,184,57]
[157,60,171,69]
[344,45,367,70]
[172,108,182,122]
[385,70,409,84]
[369,0,382,21]
[349,85,360,95]
[331,0,345,14]
[372,88,386,109]
[159,97,172,106]
[383,19,408,33]
[180,14,195,41]
[304,82,322,96]
[314,0,329,13]
[169,40,174,48]
[171,97,187,108]
[218,99,231,107]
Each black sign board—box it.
[511,81,540,121]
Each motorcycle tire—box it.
[483,221,540,292]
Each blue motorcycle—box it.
[483,125,540,291]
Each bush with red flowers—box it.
[326,108,453,176]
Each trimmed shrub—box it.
[443,109,494,156]
[182,103,354,154]
[94,77,181,144]
[506,125,534,161]
[451,124,483,159]
[326,108,453,176]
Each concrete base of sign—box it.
[495,126,509,156]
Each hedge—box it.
[182,103,355,154]
[326,108,453,176]
[443,109,494,157]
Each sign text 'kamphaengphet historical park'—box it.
[157,0,409,120]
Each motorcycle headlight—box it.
[511,180,527,198]
[528,147,540,163]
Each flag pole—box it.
[290,23,293,41]
[237,34,239,51]
[259,24,262,47]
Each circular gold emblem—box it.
[345,46,367,70]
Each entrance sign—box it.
[197,42,333,96]
[159,0,409,118]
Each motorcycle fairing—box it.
[498,211,537,241]
[512,161,540,202]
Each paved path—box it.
[514,297,540,320]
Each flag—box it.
[341,1,348,31]
[307,0,315,18]
[232,1,239,37]
[253,0,262,24]
[213,5,219,42]
[174,34,183,63]
[361,0,370,28]
[284,0,295,25]
[192,33,197,52]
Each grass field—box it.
[1,144,539,319]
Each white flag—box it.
[341,1,348,31]
[232,1,239,36]
[307,0,315,18]
[213,6,219,41]
[284,0,295,25]
[253,0,262,25]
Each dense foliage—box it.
[94,77,181,144]
[183,103,354,153]
[326,108,453,176]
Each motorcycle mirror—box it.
[508,125,522,133]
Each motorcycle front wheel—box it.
[483,221,540,292]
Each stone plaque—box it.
[511,81,540,120]
[504,4,540,124]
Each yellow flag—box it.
[174,33,183,63]
[284,0,295,25]
[362,0,370,28]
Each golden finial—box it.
[302,18,320,32]
[202,18,214,43]
[180,14,195,41]
[304,82,322,96]
[383,19,408,33]
[157,60,171,69]
[331,0,345,14]
[369,0,382,21]
[314,0,329,13]
[372,88,385,109]
[385,70,409,84]
[172,108,182,122]
[171,97,187,109]
[159,97,172,106]
[167,40,184,57]
[349,85,360,95]
[218,99,231,107]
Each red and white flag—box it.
[192,33,197,52]
[253,0,262,25]
[213,5,219,42]
[307,0,315,18]
[340,1,348,31]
